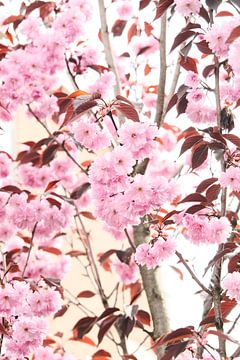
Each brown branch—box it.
[155,13,167,128]
[134,223,169,359]
[176,251,211,295]
[22,222,38,278]
[98,0,121,96]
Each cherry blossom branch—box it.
[176,251,211,295]
[155,13,167,128]
[22,222,38,278]
[27,105,88,175]
[134,223,169,359]
[65,55,79,90]
[98,0,121,96]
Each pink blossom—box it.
[88,71,116,97]
[186,89,206,103]
[185,102,216,124]
[185,71,199,88]
[219,166,240,192]
[0,153,11,178]
[229,38,240,75]
[135,237,176,269]
[205,21,236,57]
[222,272,240,301]
[116,1,135,20]
[174,0,201,17]
[29,287,62,317]
[74,118,110,151]
[113,258,139,284]
[118,121,158,161]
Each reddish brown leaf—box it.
[26,1,54,15]
[77,291,96,298]
[144,21,153,36]
[70,183,90,200]
[98,308,120,321]
[186,204,206,214]
[3,14,25,25]
[72,316,97,339]
[227,25,240,43]
[54,304,68,318]
[44,180,60,192]
[42,144,59,165]
[80,211,96,220]
[165,93,178,114]
[208,297,237,319]
[191,143,208,169]
[136,310,151,326]
[128,22,137,43]
[66,250,86,257]
[0,185,22,194]
[140,0,151,10]
[216,11,233,17]
[130,281,142,305]
[180,135,203,156]
[93,350,111,358]
[203,64,215,78]
[207,330,239,344]
[171,31,196,52]
[179,193,207,204]
[157,327,194,346]
[144,64,151,76]
[116,103,139,122]
[204,243,237,275]
[39,246,62,255]
[74,336,96,347]
[180,54,198,73]
[228,254,240,273]
[195,40,212,55]
[98,315,120,344]
[205,184,221,202]
[223,134,240,148]
[154,0,174,20]
[196,177,218,193]
[112,20,127,36]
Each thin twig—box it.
[22,222,38,278]
[176,251,211,295]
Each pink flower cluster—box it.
[219,166,240,192]
[0,0,93,122]
[88,71,116,98]
[222,271,240,301]
[174,0,201,17]
[118,121,158,160]
[135,237,176,269]
[89,139,178,233]
[113,257,139,284]
[74,117,111,151]
[183,214,232,245]
[185,102,216,125]
[0,280,61,359]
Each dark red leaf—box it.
[129,281,142,305]
[216,11,233,17]
[223,134,240,148]
[180,54,198,73]
[136,310,151,326]
[191,143,208,169]
[70,183,90,199]
[77,291,96,298]
[176,94,188,116]
[207,330,239,344]
[42,144,59,165]
[203,64,215,78]
[157,327,194,346]
[227,25,240,43]
[144,22,153,36]
[180,135,203,156]
[137,46,151,56]
[98,308,120,321]
[208,297,237,319]
[116,103,139,122]
[139,0,151,10]
[204,243,237,275]
[196,177,218,193]
[154,0,174,20]
[179,193,207,204]
[205,184,221,202]
[112,20,127,36]
[117,315,135,338]
[72,317,97,339]
[228,254,240,273]
[0,185,22,194]
[116,95,134,107]
[171,31,196,52]
[195,40,212,55]
[54,305,68,318]
[26,1,54,15]
[66,250,87,257]
[165,93,178,114]
[186,204,206,214]
[99,250,117,265]
[98,315,120,344]
[199,6,210,22]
